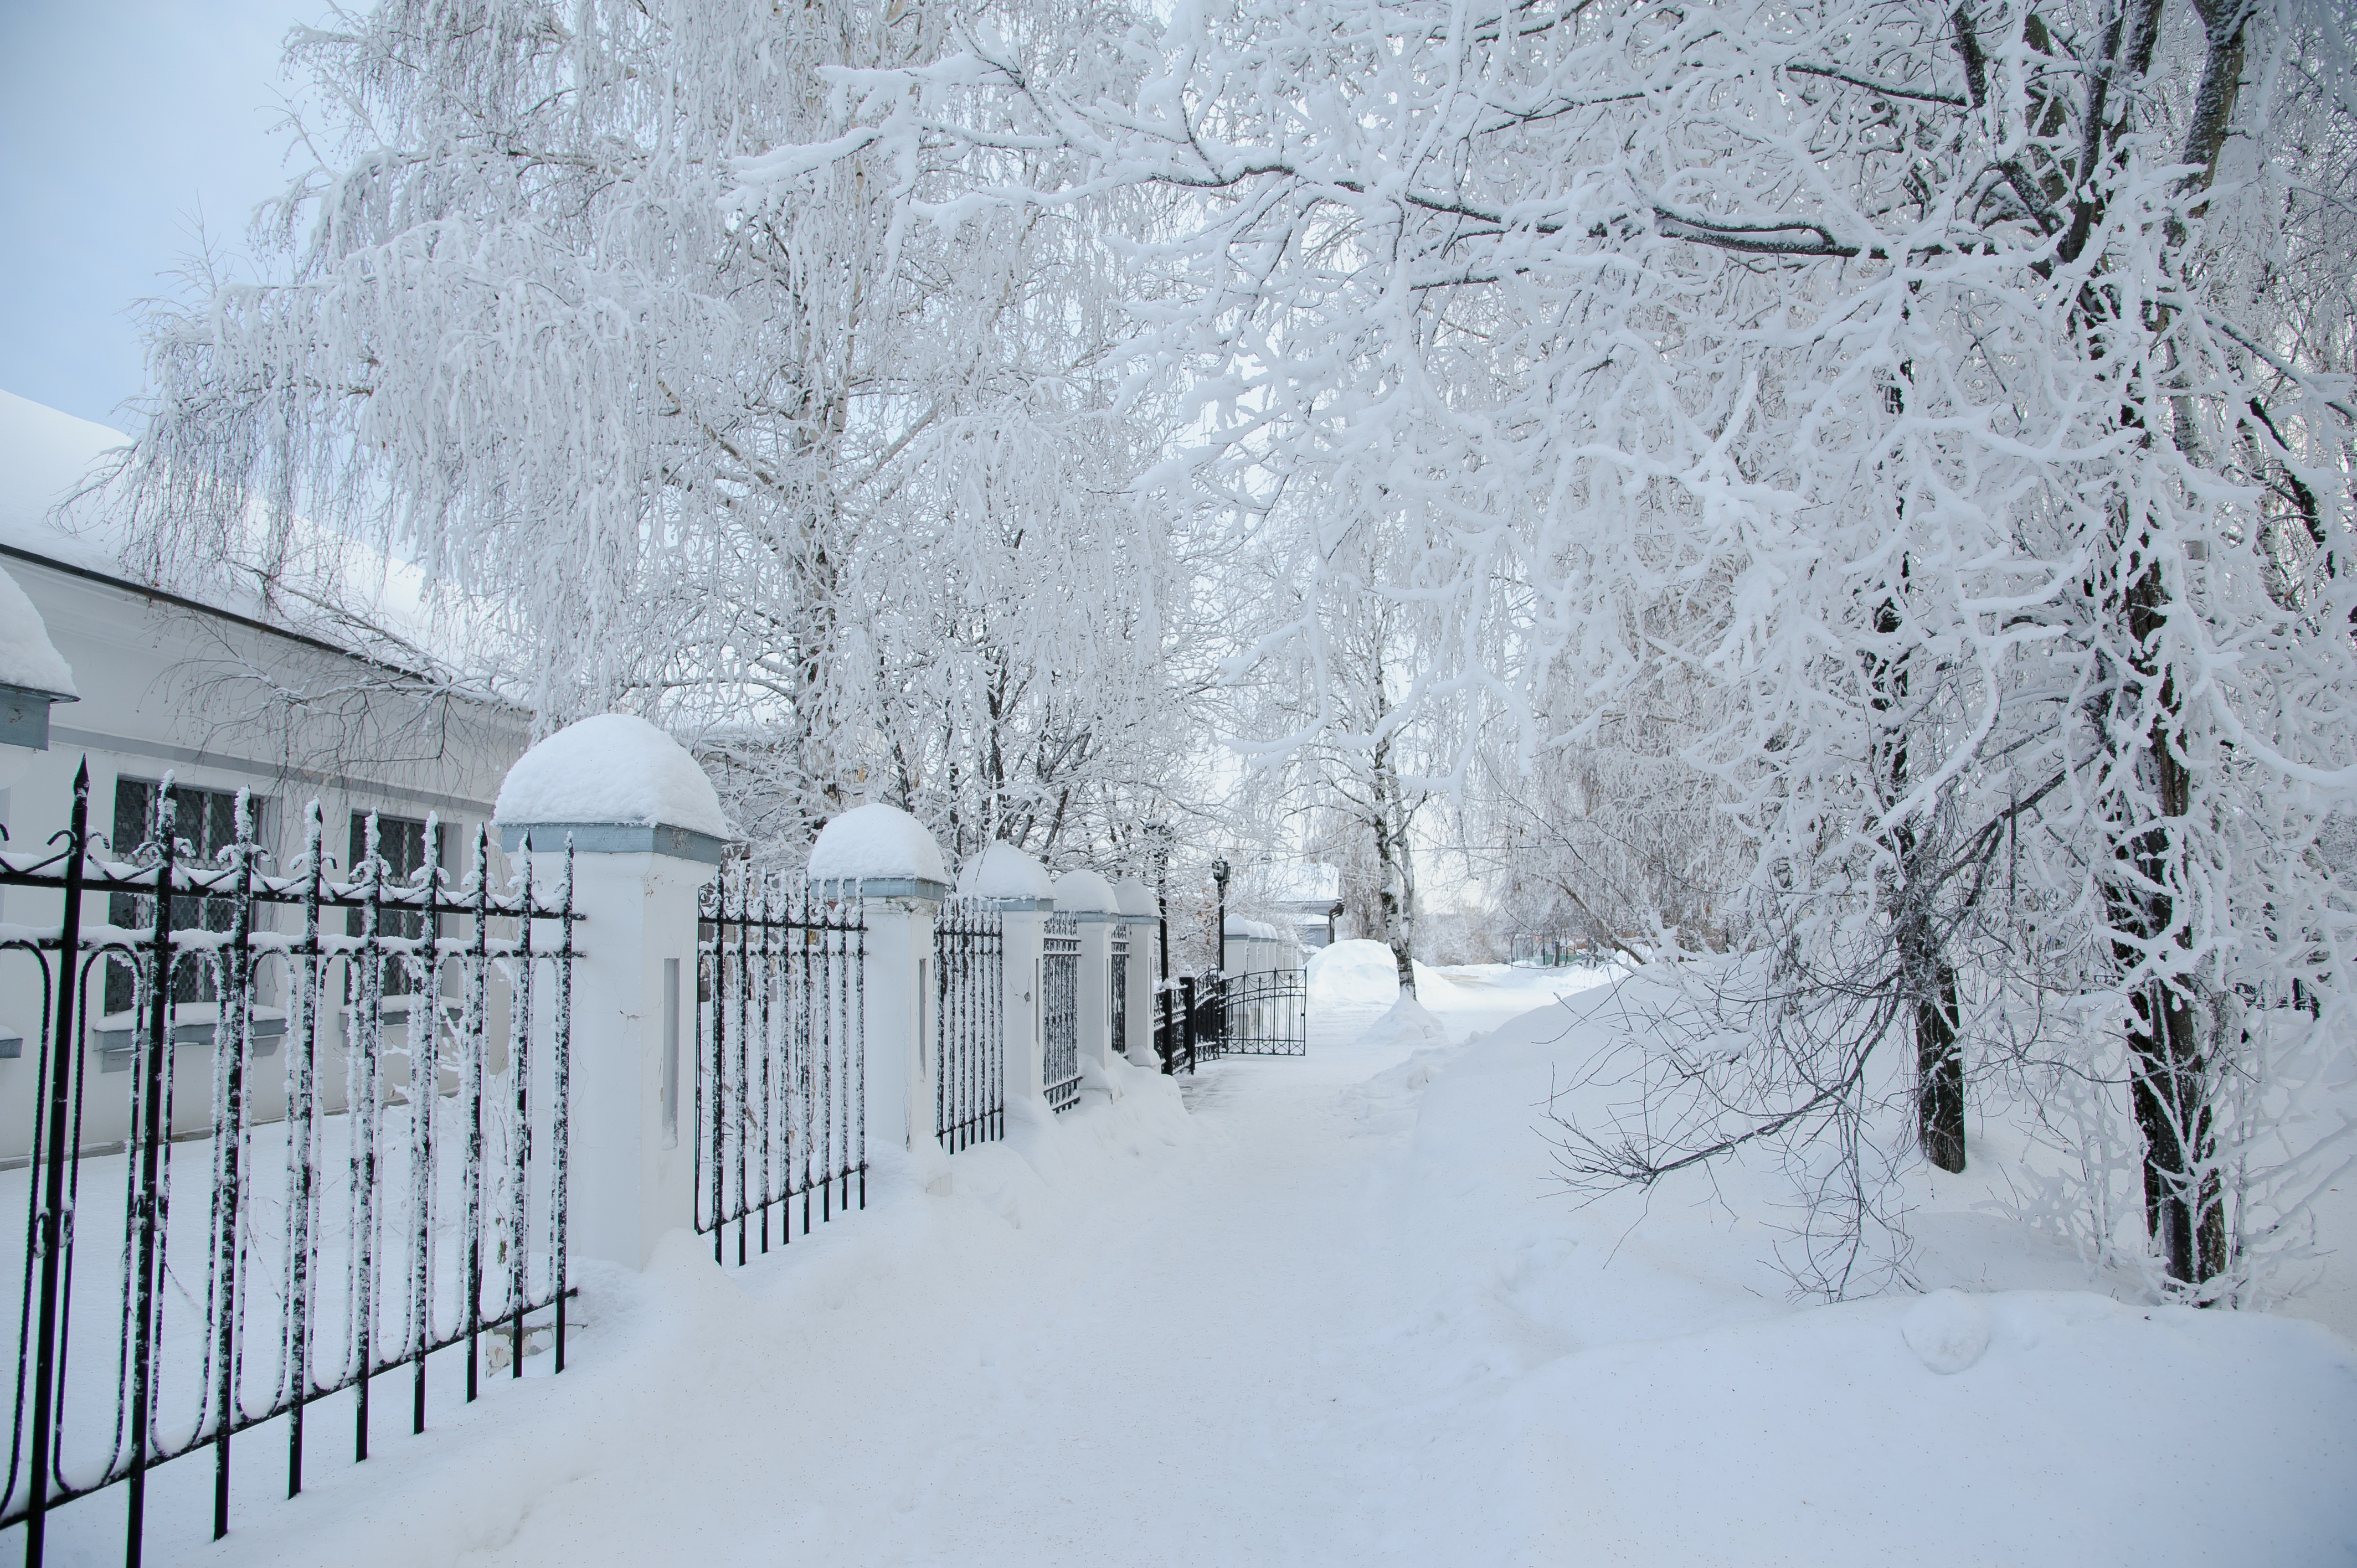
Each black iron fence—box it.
[1152,969,1308,1074]
[1219,969,1308,1056]
[1154,974,1221,1074]
[1109,932,1130,1061]
[696,869,864,1267]
[1041,914,1080,1113]
[1509,931,1601,967]
[1152,981,1192,1075]
[0,764,578,1567]
[934,900,1003,1152]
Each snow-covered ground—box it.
[55,954,2357,1566]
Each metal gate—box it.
[934,899,1003,1152]
[696,866,864,1267]
[1153,969,1308,1072]
[1221,969,1309,1056]
[0,765,577,1565]
[1109,932,1130,1060]
[1041,912,1081,1113]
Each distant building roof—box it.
[0,387,509,694]
[1252,860,1341,906]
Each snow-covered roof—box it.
[1223,916,1282,940]
[1252,860,1341,906]
[0,562,77,697]
[0,390,128,577]
[0,388,509,692]
[956,842,1053,901]
[1052,868,1117,913]
[808,803,947,884]
[1112,876,1156,917]
[493,714,730,837]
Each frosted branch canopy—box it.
[807,803,949,884]
[493,714,730,838]
[955,842,1053,902]
[0,563,76,697]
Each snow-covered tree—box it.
[122,0,1201,865]
[775,0,2357,1296]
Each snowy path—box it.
[79,975,1530,1567]
[63,964,2357,1567]
[490,1018,1502,1564]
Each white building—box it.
[0,389,531,1154]
[1251,860,1345,951]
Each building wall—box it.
[0,549,532,1161]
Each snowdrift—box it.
[1380,966,2357,1564]
[1305,937,1465,1012]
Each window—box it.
[348,811,448,996]
[106,777,270,1015]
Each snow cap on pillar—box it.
[1052,868,1120,922]
[807,803,949,898]
[955,842,1054,908]
[495,713,730,863]
[1112,877,1157,923]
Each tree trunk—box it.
[2112,563,2229,1288]
[1872,569,1967,1173]
[1912,938,1967,1173]
[1369,736,1417,998]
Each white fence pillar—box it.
[505,823,722,1271]
[493,713,734,1272]
[954,843,1060,1118]
[1051,869,1120,1074]
[830,884,943,1157]
[806,803,955,1160]
[1113,878,1159,1068]
[997,906,1048,1115]
[1074,915,1115,1069]
[1119,912,1157,1067]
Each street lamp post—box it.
[1211,857,1231,976]
[1147,821,1173,984]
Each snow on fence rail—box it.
[695,866,864,1267]
[0,764,577,1567]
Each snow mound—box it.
[1351,994,1450,1054]
[956,842,1053,901]
[0,563,76,696]
[493,714,730,837]
[1342,1041,1465,1133]
[1306,939,1465,1011]
[807,803,946,883]
[1309,938,1403,1009]
[1052,868,1116,912]
[1902,1288,1993,1374]
[1505,1291,2356,1563]
[1372,969,2357,1562]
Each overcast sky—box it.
[1,1,308,430]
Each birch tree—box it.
[122,0,1194,863]
[771,0,2357,1295]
